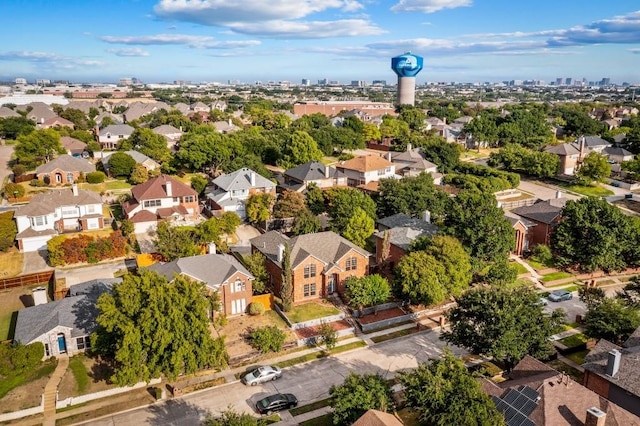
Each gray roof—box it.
[15,187,102,217]
[544,143,580,156]
[0,106,20,118]
[374,224,440,251]
[212,168,275,192]
[99,124,134,137]
[579,135,612,148]
[35,155,95,174]
[504,210,537,228]
[390,148,438,171]
[582,339,640,397]
[603,146,633,157]
[284,161,345,182]
[68,278,121,296]
[14,279,116,344]
[251,231,371,270]
[152,124,182,135]
[147,253,253,290]
[511,199,566,225]
[101,151,158,169]
[377,213,420,230]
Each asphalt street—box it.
[76,329,466,426]
[542,291,586,323]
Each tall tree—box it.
[280,243,293,312]
[291,209,321,236]
[325,188,376,232]
[583,297,640,345]
[576,151,611,185]
[376,173,449,219]
[398,349,505,426]
[108,152,137,178]
[442,286,565,371]
[14,128,64,167]
[329,373,394,426]
[92,270,228,386]
[154,221,200,261]
[343,207,375,248]
[245,193,274,225]
[129,128,171,163]
[278,130,323,169]
[244,252,268,294]
[424,235,472,295]
[273,190,306,218]
[395,251,448,306]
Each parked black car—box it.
[256,393,298,415]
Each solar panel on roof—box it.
[520,385,540,401]
[491,386,539,426]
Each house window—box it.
[346,257,357,271]
[66,172,74,183]
[235,280,245,293]
[61,208,77,217]
[377,168,386,176]
[88,220,99,230]
[86,205,96,214]
[303,264,316,278]
[31,216,48,227]
[76,336,91,350]
[183,196,194,203]
[173,197,179,203]
[303,283,317,297]
[44,343,50,357]
[143,199,162,208]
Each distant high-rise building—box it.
[601,77,611,86]
[372,80,386,86]
[351,80,366,87]
[36,79,50,85]
[556,78,563,86]
[174,80,191,86]
[391,52,424,106]
[318,78,327,85]
[565,78,573,86]
[301,79,311,86]
[119,77,133,86]
[14,77,27,85]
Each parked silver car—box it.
[548,289,573,302]
[242,366,282,386]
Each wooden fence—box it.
[0,271,54,291]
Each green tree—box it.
[362,123,381,142]
[245,193,274,225]
[329,373,394,426]
[325,188,376,232]
[484,260,518,286]
[280,243,293,312]
[278,131,323,169]
[424,235,472,295]
[442,286,565,371]
[343,207,374,248]
[273,190,306,218]
[552,197,637,272]
[129,128,171,163]
[244,252,268,294]
[91,270,227,385]
[488,144,559,178]
[305,183,325,215]
[399,349,505,426]
[249,325,286,353]
[59,108,92,130]
[318,322,338,351]
[395,251,448,305]
[344,274,390,309]
[0,116,35,139]
[583,298,640,345]
[576,151,611,184]
[398,106,426,132]
[3,182,25,199]
[190,175,208,195]
[376,173,449,219]
[0,212,17,252]
[154,221,200,261]
[15,128,64,167]
[444,190,514,263]
[291,209,321,236]
[129,163,148,184]
[108,152,137,178]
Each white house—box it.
[14,184,104,252]
[97,124,135,149]
[205,168,276,219]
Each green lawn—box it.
[371,327,419,343]
[565,349,590,366]
[0,358,57,400]
[299,413,333,426]
[290,398,331,416]
[510,261,529,275]
[69,356,90,394]
[541,271,573,282]
[566,184,614,197]
[559,333,590,348]
[286,302,340,324]
[275,341,366,369]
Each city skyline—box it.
[1,1,639,84]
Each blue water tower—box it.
[391,52,424,105]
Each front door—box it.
[327,274,336,294]
[57,334,67,353]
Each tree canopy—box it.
[576,152,611,185]
[329,372,394,426]
[15,128,64,167]
[343,207,375,248]
[442,286,565,371]
[108,152,137,178]
[92,270,227,386]
[376,173,449,220]
[324,188,377,233]
[344,274,391,309]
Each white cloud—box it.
[228,19,385,39]
[100,34,260,49]
[107,47,150,57]
[0,50,104,69]
[391,0,472,13]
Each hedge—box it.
[47,231,127,266]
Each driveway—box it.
[518,179,580,202]
[54,260,128,286]
[233,224,261,246]
[22,251,53,274]
[542,291,586,324]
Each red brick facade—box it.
[583,370,611,399]
[217,270,254,316]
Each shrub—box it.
[11,164,25,177]
[3,182,25,198]
[532,244,554,266]
[30,179,47,187]
[248,302,265,316]
[86,171,106,184]
[249,325,286,354]
[0,342,44,375]
[0,211,17,252]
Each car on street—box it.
[242,366,282,386]
[539,297,548,306]
[256,393,298,415]
[548,289,573,302]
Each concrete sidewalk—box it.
[43,355,69,426]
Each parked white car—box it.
[242,366,282,386]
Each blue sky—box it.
[1,0,639,84]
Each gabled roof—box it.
[284,161,345,182]
[390,147,438,171]
[152,124,182,135]
[148,253,253,290]
[35,155,95,174]
[131,174,197,202]
[250,231,371,269]
[578,135,612,148]
[99,124,134,137]
[544,143,580,156]
[582,339,640,398]
[511,199,566,225]
[15,187,102,217]
[212,168,275,192]
[41,116,74,127]
[352,410,403,426]
[375,224,439,251]
[60,136,87,153]
[504,210,537,228]
[603,146,633,157]
[0,106,20,118]
[337,155,393,172]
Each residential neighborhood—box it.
[1,79,640,426]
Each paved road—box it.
[542,291,586,323]
[76,330,465,426]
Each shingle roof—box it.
[147,253,253,291]
[579,135,612,148]
[582,339,640,398]
[0,106,20,118]
[35,155,95,174]
[284,161,345,182]
[374,223,440,251]
[603,146,633,157]
[377,213,420,229]
[250,231,371,270]
[623,326,640,348]
[212,168,275,192]
[390,148,438,171]
[131,174,197,202]
[60,136,87,153]
[152,124,182,135]
[545,143,580,156]
[41,116,74,127]
[99,124,134,137]
[352,410,403,426]
[337,155,393,172]
[511,199,566,225]
[15,187,102,217]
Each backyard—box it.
[0,248,23,278]
[0,284,44,341]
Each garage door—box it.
[21,236,52,252]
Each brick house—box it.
[123,175,199,234]
[250,231,371,304]
[206,168,276,219]
[374,213,439,268]
[510,197,567,248]
[503,211,536,256]
[34,154,95,185]
[148,253,254,316]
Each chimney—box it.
[407,143,412,152]
[422,210,431,223]
[277,243,285,263]
[32,287,48,306]
[166,180,172,197]
[606,349,621,377]
[580,136,586,160]
[585,407,606,426]
[387,152,392,162]
[179,125,183,132]
[72,183,79,197]
[228,118,233,126]
[208,242,216,254]
[324,165,330,179]
[250,171,256,186]
[556,190,563,199]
